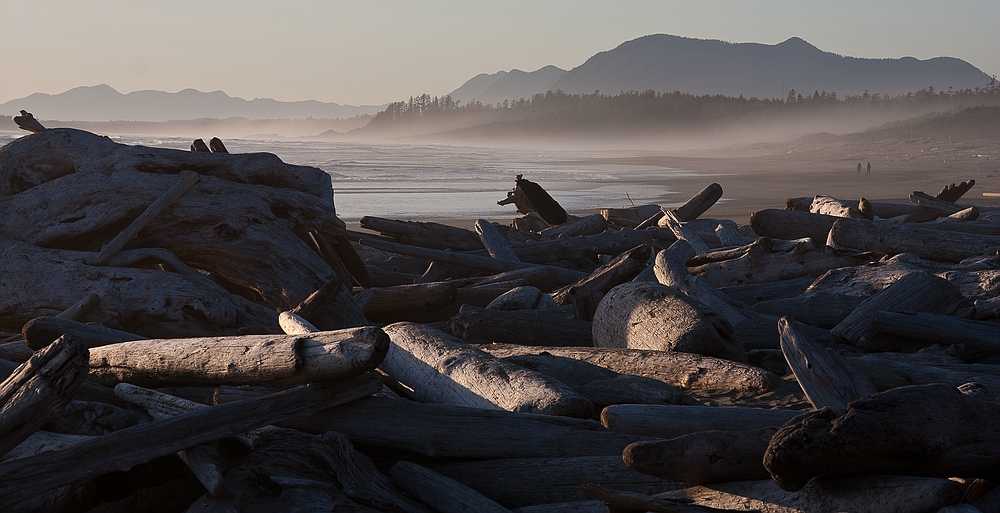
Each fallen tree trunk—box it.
[281,396,643,459]
[478,344,781,394]
[550,244,650,306]
[450,305,593,346]
[829,218,1000,263]
[474,267,587,292]
[289,276,369,330]
[380,322,594,417]
[22,316,145,350]
[88,327,389,387]
[476,219,520,262]
[810,195,865,218]
[764,383,1000,491]
[600,404,804,438]
[846,353,1000,391]
[362,282,458,322]
[540,213,608,238]
[675,183,724,221]
[751,292,864,329]
[749,209,838,243]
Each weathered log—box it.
[391,461,512,513]
[847,353,1000,391]
[654,242,748,327]
[715,222,752,246]
[429,456,684,508]
[603,204,663,228]
[478,344,781,394]
[314,231,372,288]
[190,138,210,152]
[381,322,593,417]
[0,336,89,457]
[871,311,1000,353]
[511,212,550,232]
[362,282,457,322]
[660,208,712,254]
[282,395,642,459]
[810,195,865,218]
[0,127,335,206]
[780,317,877,410]
[751,292,864,329]
[402,279,530,323]
[935,179,976,202]
[487,286,557,310]
[749,209,838,246]
[831,218,1000,263]
[22,317,145,350]
[88,328,389,387]
[831,271,965,350]
[474,267,586,292]
[451,304,593,346]
[660,475,964,513]
[974,295,1000,320]
[360,216,483,251]
[55,292,101,322]
[911,191,992,216]
[765,383,1000,491]
[277,311,319,335]
[510,228,655,264]
[44,398,147,436]
[592,282,746,362]
[1,431,93,462]
[601,404,803,438]
[550,244,651,306]
[289,276,369,330]
[676,183,724,221]
[476,219,520,261]
[719,276,814,305]
[932,206,980,222]
[624,426,778,484]
[208,137,228,153]
[541,213,608,238]
[13,110,46,133]
[0,374,383,506]
[690,237,870,288]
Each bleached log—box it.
[592,282,747,362]
[478,344,781,394]
[88,328,389,387]
[381,323,593,417]
[659,208,712,254]
[550,244,650,306]
[780,317,877,410]
[601,404,803,438]
[831,217,1000,262]
[654,242,747,327]
[831,272,965,350]
[749,209,838,242]
[278,311,319,335]
[872,311,1000,353]
[282,396,642,459]
[1,431,93,462]
[0,336,89,457]
[932,206,979,222]
[428,456,685,509]
[476,219,520,261]
[361,216,483,251]
[451,304,593,346]
[624,426,778,484]
[690,237,870,288]
[810,195,865,218]
[391,461,512,513]
[764,383,1000,491]
[715,222,752,246]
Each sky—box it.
[3,0,998,106]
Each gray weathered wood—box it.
[871,311,1000,353]
[22,316,145,350]
[654,242,748,327]
[690,237,870,288]
[361,216,483,251]
[676,183,723,221]
[600,404,804,438]
[550,244,651,306]
[290,276,369,330]
[278,311,320,335]
[541,213,608,238]
[476,219,521,262]
[749,209,838,242]
[391,461,513,513]
[780,317,877,410]
[810,195,865,218]
[660,208,712,255]
[829,217,1000,263]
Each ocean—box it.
[0,132,704,224]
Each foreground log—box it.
[624,426,778,484]
[281,396,642,459]
[88,328,389,387]
[451,305,593,346]
[0,374,382,507]
[592,282,746,362]
[429,456,685,509]
[829,217,1000,263]
[0,336,89,457]
[600,404,804,438]
[764,383,1000,491]
[871,311,1000,353]
[659,475,964,513]
[380,323,593,417]
[479,344,781,394]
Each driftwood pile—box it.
[1,117,999,513]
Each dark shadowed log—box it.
[764,383,1000,491]
[511,500,609,513]
[360,216,483,251]
[475,267,586,292]
[846,353,1000,391]
[290,276,369,330]
[381,322,593,417]
[858,197,875,220]
[871,311,1000,353]
[22,317,145,350]
[190,139,210,152]
[751,292,864,329]
[603,205,663,228]
[487,286,557,310]
[13,110,46,133]
[511,228,656,265]
[550,244,650,306]
[720,276,815,306]
[676,183,724,221]
[910,191,1000,216]
[208,137,228,153]
[601,404,804,438]
[512,174,568,225]
[935,179,976,202]
[780,317,877,410]
[281,396,643,459]
[0,336,89,457]
[624,426,778,484]
[593,282,747,362]
[451,304,593,346]
[391,461,512,513]
[362,282,457,322]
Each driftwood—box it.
[764,383,1000,491]
[473,267,585,292]
[13,110,46,133]
[810,195,865,218]
[360,216,483,251]
[751,292,864,329]
[592,282,746,362]
[871,311,1000,353]
[208,137,228,153]
[659,208,712,255]
[476,219,520,261]
[362,282,458,322]
[780,317,877,410]
[624,426,778,484]
[479,344,781,394]
[282,396,642,459]
[540,213,608,238]
[22,316,145,350]
[550,244,651,306]
[847,353,1000,391]
[689,238,870,288]
[511,501,609,513]
[190,138,210,152]
[451,304,593,346]
[935,179,976,202]
[749,209,838,242]
[487,286,557,310]
[676,183,724,221]
[829,217,1000,263]
[601,404,804,438]
[289,276,369,330]
[604,204,663,227]
[720,276,815,306]
[654,242,748,327]
[660,475,964,513]
[391,461,512,513]
[830,272,965,350]
[380,322,593,417]
[579,484,726,513]
[0,374,382,507]
[88,328,389,387]
[0,336,89,457]
[497,174,568,225]
[509,228,655,265]
[428,456,685,508]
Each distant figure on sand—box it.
[857,162,862,174]
[866,162,871,175]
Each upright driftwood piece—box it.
[380,322,593,417]
[780,317,877,410]
[208,137,228,153]
[764,383,1000,491]
[0,336,89,457]
[476,219,520,262]
[497,175,568,225]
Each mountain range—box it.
[449,35,992,105]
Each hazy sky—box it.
[3,0,998,106]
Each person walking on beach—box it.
[866,162,871,175]
[857,162,862,174]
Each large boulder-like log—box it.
[592,282,747,363]
[764,383,1000,491]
